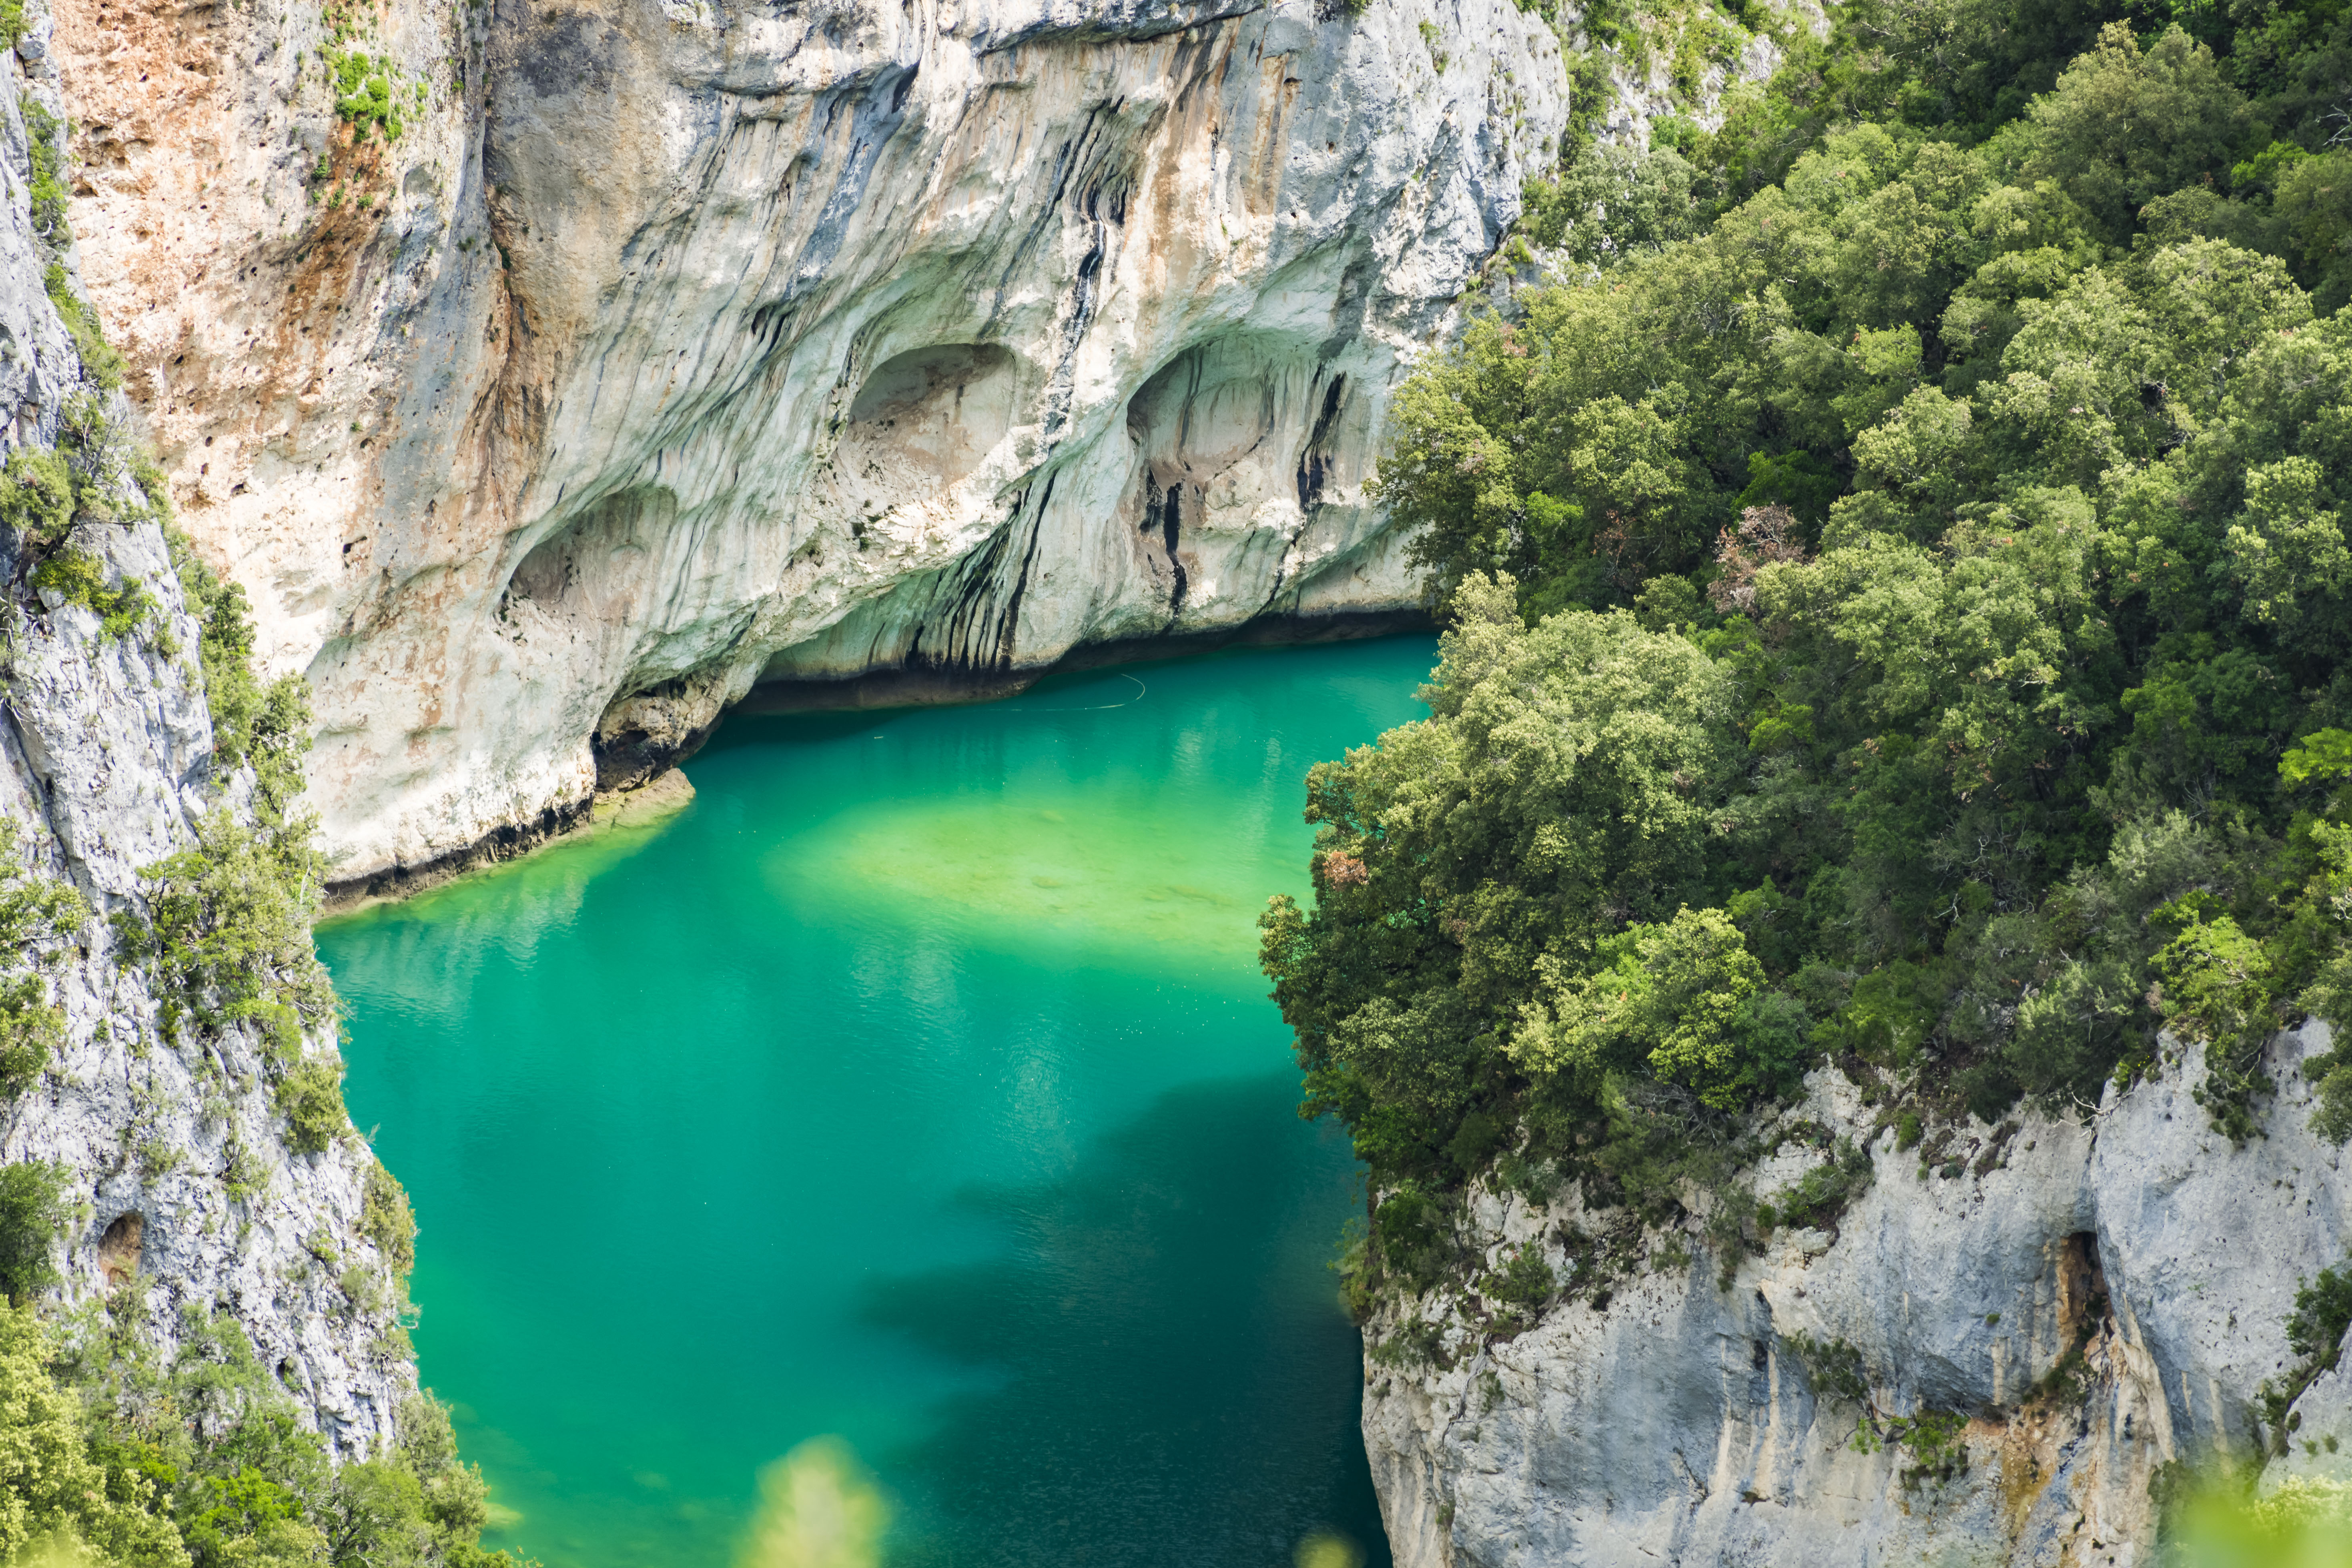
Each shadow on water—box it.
[858,1072,1392,1568]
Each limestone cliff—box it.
[5,516,417,1460]
[1361,1029,2352,1568]
[0,6,415,1461]
[49,0,1597,888]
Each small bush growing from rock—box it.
[0,1161,69,1302]
[29,545,158,640]
[1484,1241,1557,1315]
[41,261,123,391]
[1769,1138,1874,1233]
[362,1159,417,1273]
[276,1058,348,1155]
[2289,1262,2352,1370]
[21,103,66,247]
[330,50,405,140]
[0,820,83,1100]
[1370,1183,1457,1297]
[1782,1331,1867,1403]
[0,447,74,553]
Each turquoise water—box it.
[317,636,1436,1568]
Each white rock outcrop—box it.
[1363,1028,2352,1567]
[55,0,1576,886]
[5,518,417,1457]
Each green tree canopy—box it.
[1273,1,2352,1306]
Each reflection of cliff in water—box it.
[862,1072,1390,1568]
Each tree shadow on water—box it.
[859,1072,1392,1568]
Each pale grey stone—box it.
[1365,1029,2352,1566]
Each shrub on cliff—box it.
[0,1162,68,1304]
[329,50,405,141]
[275,1057,349,1155]
[0,819,85,1099]
[22,103,68,251]
[361,1161,418,1275]
[42,262,123,392]
[122,801,335,1061]
[2289,1261,2352,1371]
[28,543,160,641]
[0,448,76,558]
[18,1296,530,1568]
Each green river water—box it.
[316,636,1436,1568]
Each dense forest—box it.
[1263,0,2352,1298]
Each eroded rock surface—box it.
[0,0,415,1464]
[1364,1029,2352,1568]
[4,517,417,1457]
[56,0,1575,884]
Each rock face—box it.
[4,517,417,1458]
[1362,1029,2352,1568]
[0,0,412,1445]
[54,0,1573,885]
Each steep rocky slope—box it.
[52,0,1592,888]
[1362,1029,2352,1567]
[5,515,417,1461]
[0,17,415,1472]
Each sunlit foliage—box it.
[1269,0,2352,1307]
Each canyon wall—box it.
[1362,1029,2352,1568]
[5,518,418,1460]
[54,0,1577,887]
[0,6,413,1448]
